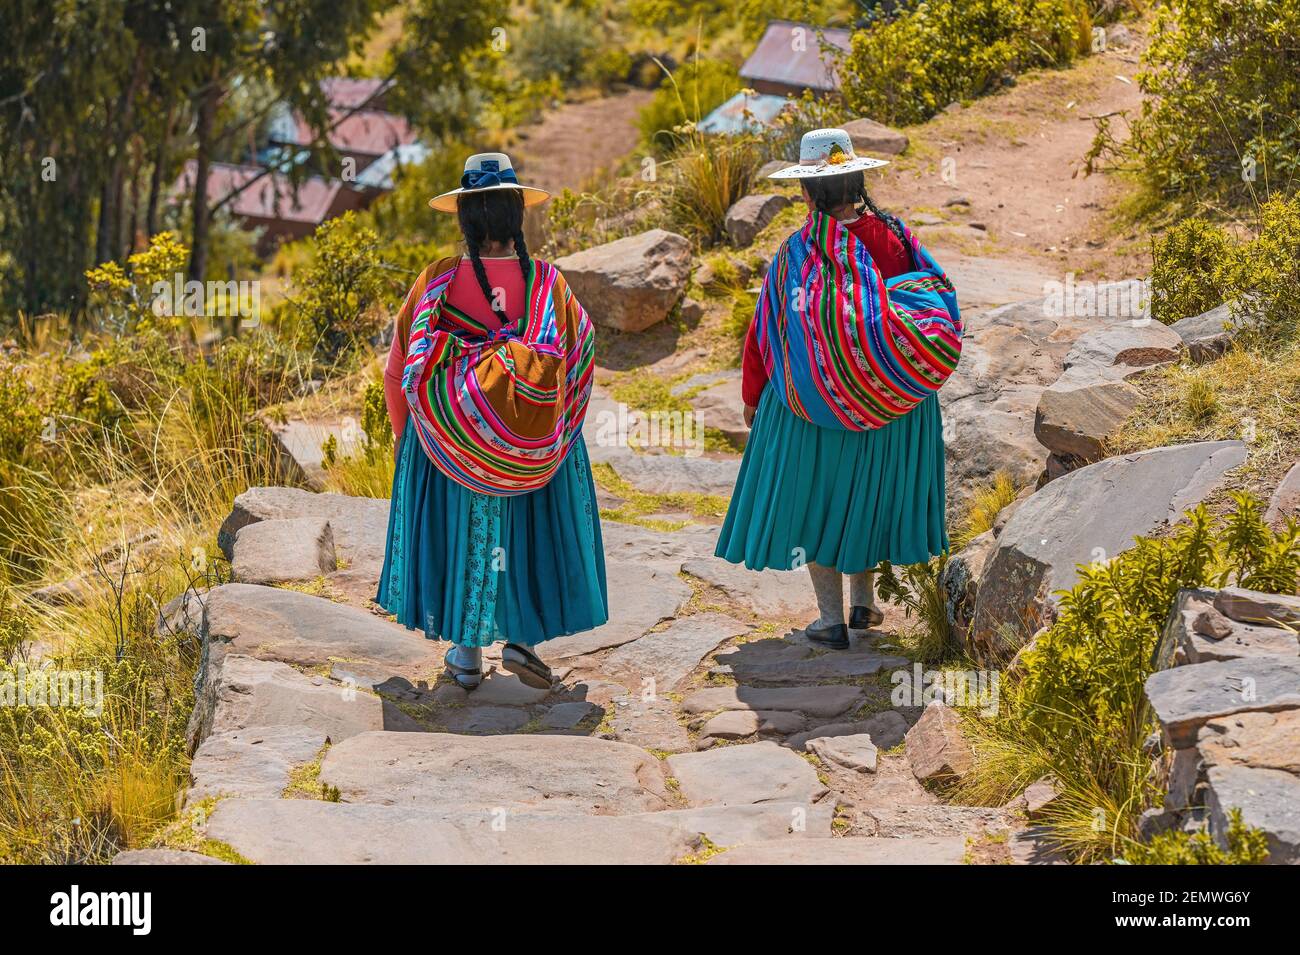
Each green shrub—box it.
[1111,0,1300,204]
[283,213,389,364]
[1149,193,1300,334]
[841,0,1092,126]
[515,4,603,85]
[962,493,1300,861]
[660,133,761,246]
[1121,810,1270,865]
[638,59,740,153]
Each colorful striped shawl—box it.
[754,212,962,431]
[401,256,595,496]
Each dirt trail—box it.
[515,89,655,195]
[874,36,1147,283]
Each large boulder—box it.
[231,518,336,584]
[841,118,909,156]
[724,193,790,248]
[1034,322,1183,466]
[554,229,692,332]
[968,441,1247,659]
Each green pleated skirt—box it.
[376,419,609,647]
[715,388,948,573]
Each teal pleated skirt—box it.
[715,388,948,573]
[376,420,608,647]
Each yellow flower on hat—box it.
[826,143,849,165]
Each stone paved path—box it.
[131,458,1033,865]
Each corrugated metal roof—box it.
[739,19,852,92]
[697,92,791,135]
[319,77,393,110]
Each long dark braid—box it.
[456,188,526,326]
[805,171,910,261]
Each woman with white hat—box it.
[376,152,607,689]
[715,128,963,649]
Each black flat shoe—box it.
[805,621,850,650]
[849,604,885,630]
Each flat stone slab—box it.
[681,685,865,719]
[539,563,692,660]
[868,804,1011,840]
[219,486,389,585]
[666,741,827,807]
[682,558,819,618]
[320,731,671,814]
[599,520,717,564]
[205,799,699,865]
[202,656,421,746]
[699,710,761,740]
[541,700,604,730]
[722,648,908,684]
[1205,765,1300,865]
[788,712,910,751]
[640,802,834,846]
[1145,656,1300,748]
[808,733,878,773]
[971,440,1247,657]
[602,613,749,691]
[706,835,967,865]
[586,448,741,498]
[471,670,550,706]
[231,517,336,585]
[112,849,231,865]
[604,694,693,753]
[199,583,438,671]
[1197,710,1300,775]
[188,723,327,803]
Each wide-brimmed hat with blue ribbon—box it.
[428,152,550,213]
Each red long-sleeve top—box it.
[741,213,912,407]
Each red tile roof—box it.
[173,161,344,225]
[285,108,416,158]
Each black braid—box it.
[858,187,911,261]
[456,187,526,325]
[513,228,532,283]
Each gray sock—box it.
[807,563,845,627]
[849,570,876,609]
[446,644,481,671]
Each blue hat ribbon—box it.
[461,159,519,191]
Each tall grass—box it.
[0,330,303,863]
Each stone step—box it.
[318,731,672,814]
[666,741,828,807]
[705,835,968,865]
[204,799,700,865]
[681,685,865,719]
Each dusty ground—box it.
[514,88,655,195]
[876,35,1148,281]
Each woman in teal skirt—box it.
[716,129,962,649]
[377,151,607,688]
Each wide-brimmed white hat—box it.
[767,128,890,179]
[428,152,550,213]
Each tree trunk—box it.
[188,74,221,282]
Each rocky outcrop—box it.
[554,229,692,332]
[841,117,909,156]
[1144,586,1300,863]
[968,440,1246,660]
[1168,302,1257,363]
[231,518,336,584]
[938,287,1147,514]
[725,193,791,248]
[1034,322,1183,468]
